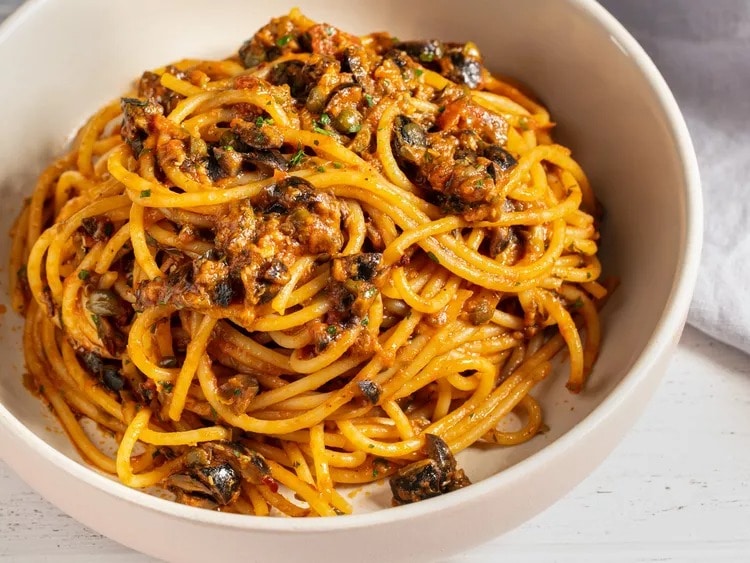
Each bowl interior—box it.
[0,0,689,515]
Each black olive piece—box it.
[101,365,125,392]
[447,52,483,89]
[213,279,234,307]
[358,380,382,404]
[484,145,518,172]
[389,460,443,505]
[197,463,240,505]
[394,40,444,64]
[86,289,127,318]
[425,434,456,475]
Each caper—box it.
[306,86,327,113]
[333,107,362,134]
[400,120,427,147]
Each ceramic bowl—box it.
[0,0,701,561]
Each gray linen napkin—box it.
[600,0,750,353]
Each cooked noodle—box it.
[9,9,610,516]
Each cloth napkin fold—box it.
[600,0,750,354]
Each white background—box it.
[1,1,749,561]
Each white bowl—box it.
[0,0,701,561]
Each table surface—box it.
[2,2,749,562]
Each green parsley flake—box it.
[572,298,585,309]
[162,382,174,393]
[332,162,344,169]
[140,189,151,198]
[289,148,306,167]
[364,94,375,107]
[276,34,293,47]
[415,68,424,78]
[78,269,90,281]
[319,113,331,126]
[255,115,273,127]
[419,53,434,62]
[426,251,440,264]
[312,126,331,136]
[316,165,326,173]
[361,316,369,327]
[327,325,338,336]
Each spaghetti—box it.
[9,9,609,516]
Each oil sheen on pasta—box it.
[9,9,609,516]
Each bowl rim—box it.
[0,0,703,533]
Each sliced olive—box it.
[86,289,126,318]
[101,365,125,392]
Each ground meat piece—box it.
[136,258,235,311]
[137,68,185,114]
[120,98,163,157]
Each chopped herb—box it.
[586,272,592,279]
[312,126,331,136]
[210,406,218,419]
[78,269,90,281]
[514,281,521,287]
[469,412,475,420]
[518,116,530,131]
[391,36,400,43]
[255,115,273,127]
[419,53,435,63]
[313,139,320,146]
[368,444,375,449]
[572,298,584,309]
[414,68,424,78]
[364,93,375,107]
[162,382,174,393]
[233,388,242,396]
[361,316,369,327]
[233,449,241,458]
[289,148,306,167]
[363,287,377,299]
[318,113,331,126]
[325,26,335,37]
[326,325,338,336]
[372,468,379,478]
[332,162,344,169]
[437,105,446,113]
[140,189,151,198]
[276,34,293,47]
[426,251,439,264]
[347,123,362,134]
[316,165,326,173]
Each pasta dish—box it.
[9,9,610,516]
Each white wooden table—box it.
[2,2,749,561]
